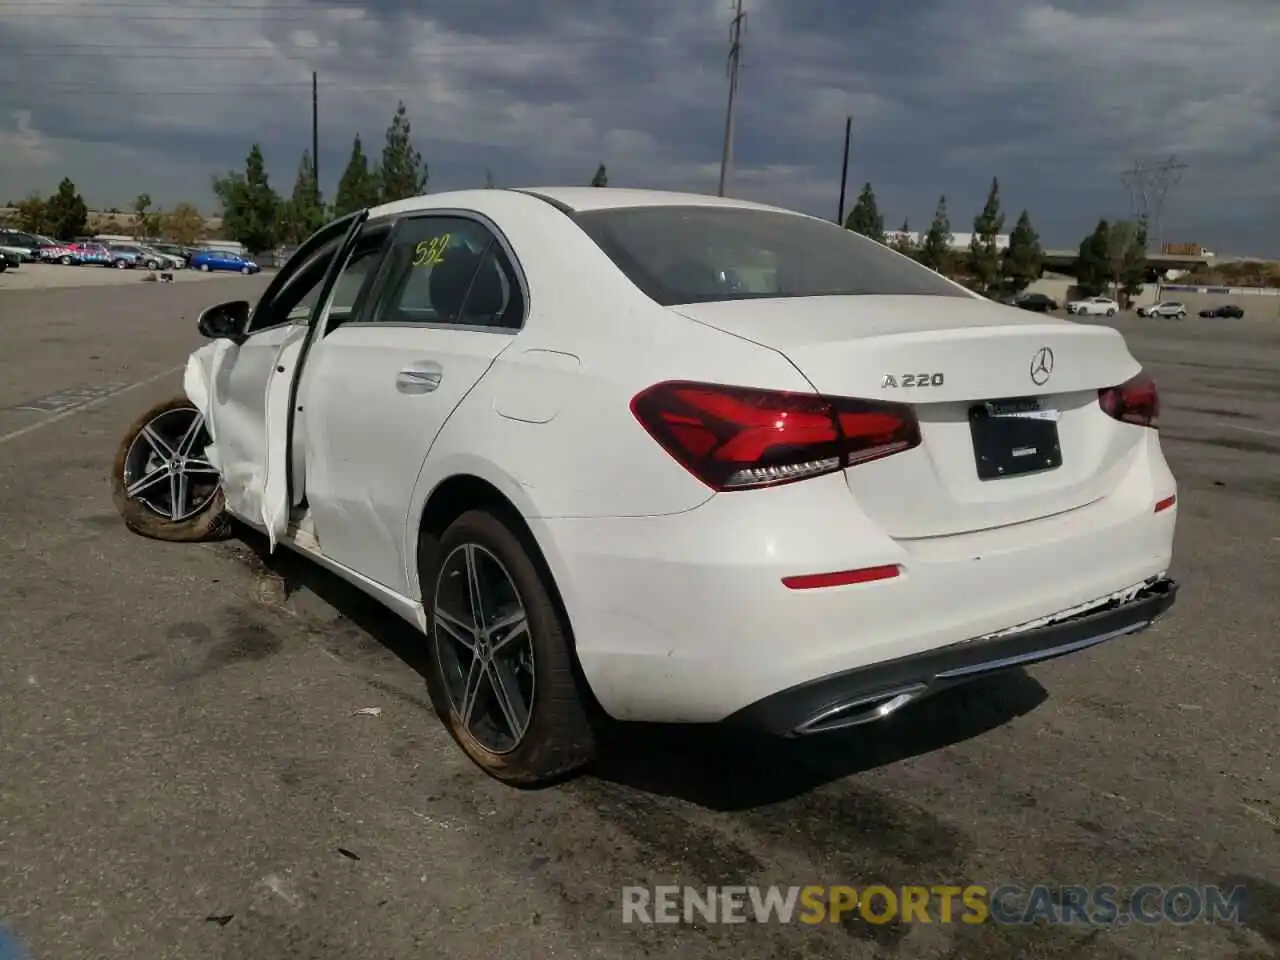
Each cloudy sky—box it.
[1,0,1277,254]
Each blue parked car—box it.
[190,249,260,274]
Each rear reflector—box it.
[1154,495,1176,513]
[631,381,921,491]
[782,564,902,590]
[1099,371,1159,428]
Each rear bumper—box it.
[725,577,1177,737]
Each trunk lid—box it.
[671,295,1146,539]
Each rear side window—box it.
[573,205,969,306]
[371,216,524,330]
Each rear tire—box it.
[200,263,211,272]
[421,509,596,786]
[111,394,231,542]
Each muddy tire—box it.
[111,394,231,542]
[420,509,596,786]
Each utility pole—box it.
[311,72,320,206]
[716,0,746,197]
[836,115,852,224]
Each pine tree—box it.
[590,163,608,187]
[843,183,885,243]
[967,177,1005,292]
[1076,220,1111,296]
[281,149,326,245]
[918,195,953,273]
[45,178,88,241]
[211,144,279,254]
[1003,210,1043,293]
[378,101,428,203]
[333,135,379,217]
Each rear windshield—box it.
[573,205,970,306]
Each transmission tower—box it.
[1119,156,1187,252]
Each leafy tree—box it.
[1075,219,1111,296]
[1002,210,1043,293]
[889,217,915,257]
[378,101,428,203]
[133,193,161,239]
[1108,219,1147,303]
[163,202,205,246]
[334,134,380,217]
[45,177,89,241]
[15,192,49,233]
[590,162,608,187]
[967,177,1005,292]
[212,143,280,254]
[843,183,885,243]
[280,149,326,245]
[918,195,953,273]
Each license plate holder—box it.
[969,398,1062,480]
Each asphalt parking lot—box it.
[0,261,247,291]
[0,279,1277,960]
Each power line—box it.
[716,0,745,197]
[0,37,686,58]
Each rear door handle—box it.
[395,361,442,394]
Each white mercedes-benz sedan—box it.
[111,187,1178,785]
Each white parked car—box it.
[1137,301,1187,320]
[1065,296,1119,316]
[110,188,1179,785]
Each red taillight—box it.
[630,381,921,491]
[1098,371,1159,428]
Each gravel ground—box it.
[0,284,1276,960]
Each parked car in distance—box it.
[0,249,17,271]
[64,242,112,266]
[1065,296,1119,316]
[0,230,41,261]
[1012,292,1058,313]
[105,243,153,269]
[148,242,191,267]
[190,249,260,274]
[110,187,1179,786]
[1138,301,1187,319]
[1198,304,1244,319]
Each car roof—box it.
[368,186,798,220]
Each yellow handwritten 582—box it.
[412,234,451,266]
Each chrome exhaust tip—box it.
[793,683,929,735]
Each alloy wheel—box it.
[120,407,220,521]
[432,543,536,754]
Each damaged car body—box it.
[112,188,1179,786]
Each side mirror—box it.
[197,300,251,344]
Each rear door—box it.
[300,212,526,594]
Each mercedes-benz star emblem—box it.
[1029,346,1054,386]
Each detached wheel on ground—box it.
[422,509,597,786]
[110,394,230,542]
